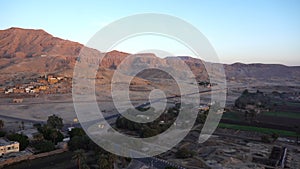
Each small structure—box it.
[12,98,23,103]
[25,88,31,93]
[5,88,13,94]
[199,104,210,112]
[67,127,75,132]
[13,88,25,94]
[56,77,64,81]
[136,115,150,120]
[39,86,48,91]
[48,78,58,84]
[17,128,39,140]
[31,88,40,93]
[0,139,19,156]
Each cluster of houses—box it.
[2,75,65,95]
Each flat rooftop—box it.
[0,138,18,146]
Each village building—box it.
[12,98,23,103]
[37,79,48,85]
[38,86,48,91]
[56,77,64,81]
[31,88,40,93]
[25,88,31,93]
[13,88,25,94]
[4,88,13,94]
[48,77,58,84]
[0,139,19,156]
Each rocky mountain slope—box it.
[0,27,299,87]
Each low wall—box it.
[0,148,67,168]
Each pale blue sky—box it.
[1,0,300,65]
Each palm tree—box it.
[97,152,116,169]
[97,155,110,169]
[72,149,87,169]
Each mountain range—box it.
[0,27,299,87]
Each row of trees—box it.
[115,106,178,138]
[68,127,120,169]
[31,114,64,152]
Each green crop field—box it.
[222,112,242,120]
[218,123,298,137]
[262,111,300,119]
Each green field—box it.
[285,101,300,107]
[222,112,242,120]
[218,123,298,137]
[262,111,300,119]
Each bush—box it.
[32,140,55,153]
[68,135,91,151]
[175,147,194,159]
[0,131,6,137]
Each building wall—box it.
[0,142,19,156]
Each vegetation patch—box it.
[262,111,300,119]
[218,123,298,137]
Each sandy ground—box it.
[0,79,298,131]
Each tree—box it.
[72,149,88,169]
[50,130,58,144]
[175,147,194,159]
[96,151,116,169]
[97,154,110,169]
[0,120,4,130]
[68,135,91,151]
[47,114,63,130]
[196,110,208,124]
[7,133,29,150]
[33,133,44,141]
[140,127,159,138]
[69,128,86,138]
[32,140,55,153]
[38,125,64,144]
[0,131,6,137]
[165,166,178,169]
